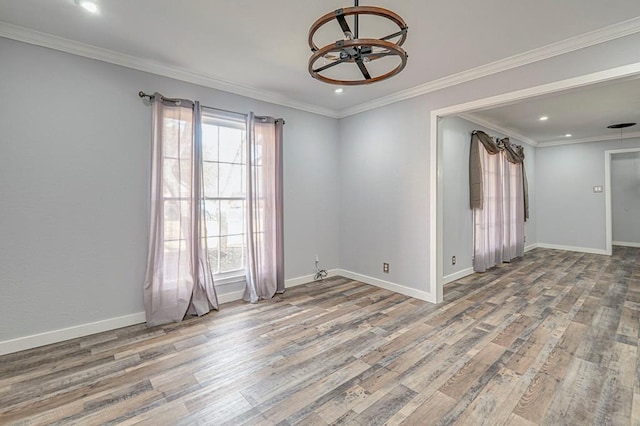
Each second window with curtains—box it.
[470,130,528,273]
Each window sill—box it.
[213,272,246,287]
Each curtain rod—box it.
[138,91,285,125]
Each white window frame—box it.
[201,110,247,284]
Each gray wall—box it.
[0,37,340,341]
[339,98,429,288]
[338,32,640,297]
[537,138,640,251]
[439,116,537,278]
[612,151,640,245]
[3,28,640,341]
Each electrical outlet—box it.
[452,256,456,265]
[383,263,389,273]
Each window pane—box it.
[203,162,219,198]
[220,234,244,273]
[201,110,248,278]
[219,163,245,197]
[219,127,244,164]
[202,124,219,162]
[204,200,220,237]
[220,199,244,236]
[207,237,220,274]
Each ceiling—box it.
[2,1,640,118]
[465,76,640,146]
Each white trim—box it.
[0,22,339,119]
[613,241,640,248]
[525,243,539,252]
[0,312,146,356]
[431,63,640,119]
[460,113,539,147]
[216,269,342,304]
[540,131,640,148]
[284,269,341,288]
[443,268,474,285]
[431,111,441,303]
[338,17,640,117]
[338,270,433,303]
[216,290,245,305]
[536,243,608,255]
[214,274,246,287]
[3,16,640,120]
[605,147,640,255]
[431,63,640,306]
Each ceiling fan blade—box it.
[335,11,353,39]
[356,58,372,80]
[313,57,348,73]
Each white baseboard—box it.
[536,243,608,255]
[525,243,539,252]
[337,269,433,303]
[216,290,245,304]
[285,269,341,288]
[443,267,475,285]
[0,268,420,355]
[215,269,342,304]
[0,312,146,356]
[613,241,640,248]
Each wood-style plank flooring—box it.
[1,247,639,425]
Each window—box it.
[201,111,247,278]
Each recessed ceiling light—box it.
[539,116,549,121]
[75,0,98,14]
[565,133,572,137]
[334,88,344,94]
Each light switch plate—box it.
[593,186,603,193]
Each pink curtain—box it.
[144,94,218,326]
[243,113,285,302]
[472,131,525,272]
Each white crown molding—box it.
[459,113,539,147]
[338,16,640,118]
[3,15,640,120]
[0,22,340,119]
[539,131,640,147]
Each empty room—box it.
[1,1,640,424]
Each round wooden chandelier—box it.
[308,1,408,85]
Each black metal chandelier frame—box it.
[308,1,409,85]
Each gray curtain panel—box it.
[469,130,529,220]
[143,94,218,326]
[244,113,285,302]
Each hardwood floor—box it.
[1,247,639,425]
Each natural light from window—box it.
[202,112,247,277]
